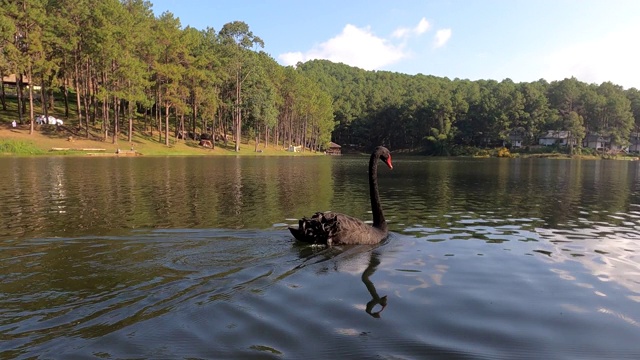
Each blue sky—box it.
[151,0,640,89]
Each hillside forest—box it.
[2,0,640,154]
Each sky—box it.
[150,0,640,89]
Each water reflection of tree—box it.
[381,158,640,233]
[0,157,338,238]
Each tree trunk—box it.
[20,74,27,115]
[254,130,259,152]
[90,66,98,126]
[28,67,35,134]
[82,75,90,136]
[1,78,6,111]
[47,88,54,111]
[165,103,170,146]
[144,106,148,136]
[73,52,84,136]
[221,108,228,147]
[40,77,47,120]
[211,110,216,149]
[158,90,162,143]
[192,91,198,135]
[112,96,119,145]
[288,111,293,147]
[275,119,279,148]
[302,116,308,152]
[103,96,109,141]
[234,69,241,152]
[17,74,24,124]
[128,102,133,143]
[62,79,69,119]
[180,112,185,142]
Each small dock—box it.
[50,147,107,152]
[49,148,141,156]
[87,150,140,156]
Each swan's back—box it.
[289,211,388,246]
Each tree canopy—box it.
[298,60,638,153]
[0,0,335,151]
[1,1,638,154]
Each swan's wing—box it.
[288,212,338,245]
[331,213,386,245]
[289,211,386,245]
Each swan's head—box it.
[376,146,393,169]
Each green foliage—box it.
[0,4,334,152]
[3,4,638,156]
[299,60,639,155]
[0,139,45,155]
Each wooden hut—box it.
[326,142,341,155]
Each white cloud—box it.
[433,29,452,48]
[278,51,304,66]
[278,24,407,70]
[541,23,640,88]
[392,27,411,39]
[392,17,430,38]
[415,18,430,35]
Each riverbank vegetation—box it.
[297,61,640,157]
[1,0,639,157]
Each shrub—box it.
[497,147,512,158]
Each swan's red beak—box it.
[385,156,393,170]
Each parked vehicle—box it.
[35,115,63,125]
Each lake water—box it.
[1,155,640,359]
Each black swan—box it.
[289,146,393,246]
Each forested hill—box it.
[2,0,639,155]
[298,60,640,154]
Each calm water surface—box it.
[1,156,640,359]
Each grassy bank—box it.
[0,124,322,157]
[0,96,322,157]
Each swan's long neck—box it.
[369,152,386,230]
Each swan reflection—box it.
[293,242,390,318]
[362,251,387,318]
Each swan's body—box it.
[289,146,393,246]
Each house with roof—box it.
[325,142,341,155]
[538,130,578,147]
[583,133,630,153]
[583,134,607,151]
[507,131,524,148]
[629,133,640,153]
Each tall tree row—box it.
[0,0,335,151]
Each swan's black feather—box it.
[289,146,392,246]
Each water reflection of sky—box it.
[2,157,640,358]
[536,213,640,303]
